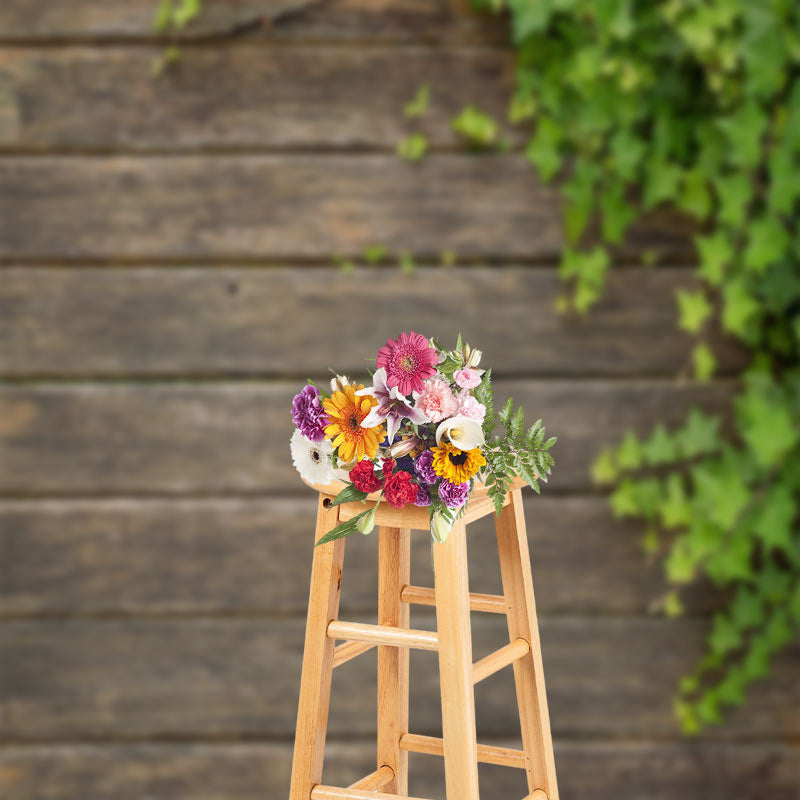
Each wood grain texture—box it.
[0,380,732,495]
[1,741,797,800]
[0,267,745,378]
[0,495,717,617]
[0,48,513,150]
[0,0,505,43]
[0,155,562,260]
[1,617,797,740]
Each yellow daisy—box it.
[323,383,384,463]
[431,443,486,484]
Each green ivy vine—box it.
[442,0,800,733]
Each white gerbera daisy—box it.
[290,429,336,485]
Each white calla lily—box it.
[435,415,484,451]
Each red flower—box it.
[381,458,396,478]
[383,470,418,509]
[349,459,384,493]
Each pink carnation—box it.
[457,392,486,424]
[376,331,438,396]
[454,367,483,389]
[416,377,458,423]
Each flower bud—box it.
[430,512,453,544]
[356,506,377,536]
[330,374,350,393]
[466,348,482,368]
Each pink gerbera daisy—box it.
[376,331,438,395]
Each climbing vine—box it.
[446,0,800,733]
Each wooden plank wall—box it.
[0,2,797,799]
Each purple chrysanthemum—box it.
[414,484,432,507]
[414,450,437,485]
[438,479,470,509]
[291,384,329,442]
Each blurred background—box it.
[0,1,798,798]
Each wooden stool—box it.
[289,478,559,800]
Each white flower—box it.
[330,374,350,393]
[431,511,453,544]
[435,415,485,451]
[290,429,336,485]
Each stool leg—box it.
[289,496,346,800]
[495,489,559,800]
[377,526,411,794]
[433,519,480,800]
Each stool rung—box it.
[311,786,431,800]
[348,765,394,790]
[400,584,507,614]
[327,620,438,651]
[472,638,530,684]
[332,640,376,669]
[399,733,527,769]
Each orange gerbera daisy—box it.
[323,383,384,463]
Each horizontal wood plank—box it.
[0,496,717,617]
[0,47,513,150]
[2,741,797,800]
[0,267,744,377]
[0,617,797,740]
[0,381,731,494]
[0,155,688,260]
[0,0,506,43]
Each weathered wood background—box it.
[0,2,798,799]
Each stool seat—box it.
[289,481,559,800]
[300,475,527,530]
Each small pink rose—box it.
[454,367,482,389]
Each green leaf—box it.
[692,342,716,382]
[676,289,712,334]
[153,0,174,32]
[722,278,760,338]
[767,143,799,214]
[695,231,733,286]
[315,511,372,546]
[362,244,387,264]
[709,613,742,658]
[713,172,752,227]
[665,538,696,584]
[509,0,554,41]
[659,473,691,529]
[609,478,639,517]
[730,587,765,632]
[743,216,790,273]
[525,117,563,181]
[616,430,643,470]
[331,484,369,506]
[600,181,635,243]
[691,454,750,529]
[451,106,499,147]
[719,100,767,167]
[396,133,428,162]
[644,159,682,209]
[173,0,201,28]
[404,84,431,118]
[563,162,599,242]
[643,423,677,465]
[591,447,617,484]
[678,169,712,220]
[677,409,721,459]
[735,377,799,467]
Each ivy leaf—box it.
[591,447,618,484]
[396,133,428,162]
[709,613,742,658]
[509,0,554,42]
[643,423,677,465]
[404,84,431,118]
[563,162,600,242]
[767,144,798,214]
[616,430,643,470]
[730,587,765,631]
[659,473,691,529]
[677,409,721,459]
[713,172,753,227]
[665,537,695,584]
[609,128,646,181]
[452,106,499,147]
[609,478,639,517]
[644,159,682,209]
[722,278,760,339]
[676,289,712,334]
[172,0,201,28]
[153,0,174,32]
[678,169,712,220]
[692,342,716,382]
[735,377,799,467]
[600,181,635,243]
[525,116,563,181]
[704,531,754,585]
[753,484,796,553]
[743,216,790,273]
[691,455,750,529]
[695,231,733,286]
[718,100,767,167]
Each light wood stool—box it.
[289,477,559,800]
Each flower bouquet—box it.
[290,332,556,545]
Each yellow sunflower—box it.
[431,443,486,484]
[323,383,384,463]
